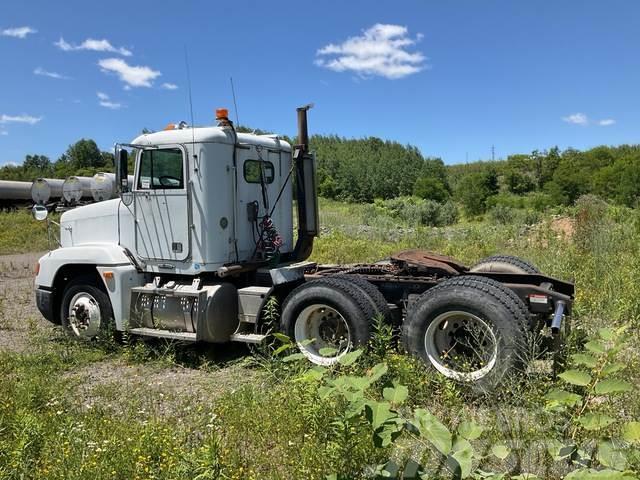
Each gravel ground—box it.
[0,251,50,352]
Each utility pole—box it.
[491,145,495,162]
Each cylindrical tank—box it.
[0,180,33,200]
[62,176,93,204]
[31,178,64,204]
[90,173,135,202]
[90,173,115,201]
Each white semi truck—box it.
[33,106,574,388]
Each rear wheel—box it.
[60,275,114,341]
[403,276,529,390]
[281,279,375,366]
[470,255,540,274]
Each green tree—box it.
[65,139,105,170]
[23,154,51,171]
[456,171,497,216]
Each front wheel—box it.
[403,276,529,391]
[60,275,115,341]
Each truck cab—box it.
[35,107,318,346]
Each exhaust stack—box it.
[284,104,318,263]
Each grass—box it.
[0,210,52,254]
[1,197,640,478]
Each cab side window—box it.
[138,148,184,189]
[243,160,274,184]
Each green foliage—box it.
[456,169,499,216]
[0,210,53,254]
[544,327,638,475]
[414,175,450,202]
[413,158,451,202]
[312,135,425,201]
[0,138,114,182]
[370,196,459,227]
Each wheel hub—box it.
[425,311,498,381]
[68,293,101,339]
[294,304,351,366]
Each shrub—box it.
[372,196,459,227]
[488,205,517,225]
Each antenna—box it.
[184,47,196,157]
[491,145,495,161]
[230,77,240,126]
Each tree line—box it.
[311,136,640,215]
[0,139,114,182]
[2,134,638,216]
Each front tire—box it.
[60,275,115,341]
[403,276,529,391]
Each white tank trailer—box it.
[90,173,134,202]
[0,180,33,200]
[0,180,33,209]
[62,176,93,205]
[31,178,64,204]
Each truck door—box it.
[134,145,190,261]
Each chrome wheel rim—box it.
[424,310,498,381]
[294,304,351,366]
[67,292,101,339]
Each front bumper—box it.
[35,287,56,324]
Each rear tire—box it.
[281,279,375,366]
[330,274,392,323]
[60,275,115,342]
[470,255,540,274]
[403,276,529,391]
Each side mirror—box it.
[32,204,48,221]
[115,147,129,192]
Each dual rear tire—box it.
[282,258,534,389]
[402,276,529,390]
[280,276,389,366]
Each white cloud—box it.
[1,26,37,38]
[161,82,178,90]
[0,114,42,125]
[598,118,615,126]
[315,23,426,79]
[0,131,8,136]
[55,37,132,56]
[562,112,588,126]
[34,67,70,80]
[98,58,161,88]
[96,92,123,110]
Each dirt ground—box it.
[0,252,259,413]
[0,251,48,352]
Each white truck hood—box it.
[60,199,122,247]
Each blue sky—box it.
[1,0,639,166]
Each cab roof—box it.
[131,126,291,152]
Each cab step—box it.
[128,327,197,341]
[230,333,267,344]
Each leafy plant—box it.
[544,327,636,474]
